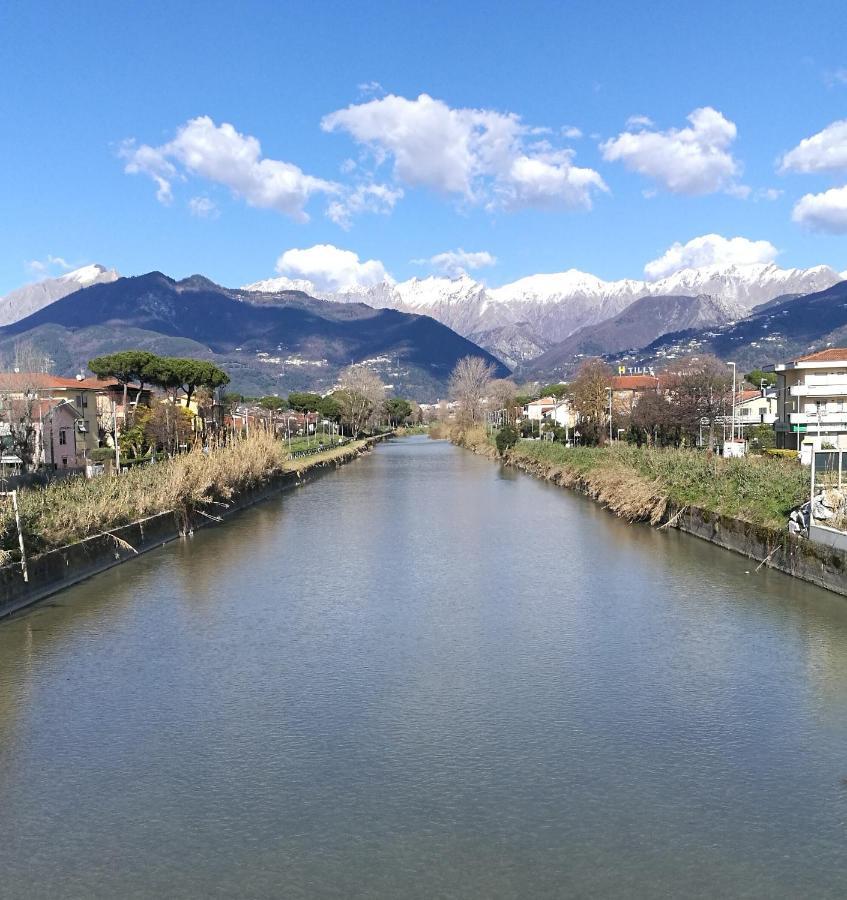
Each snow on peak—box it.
[58,263,119,287]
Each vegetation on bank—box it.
[453,426,809,530]
[0,433,368,562]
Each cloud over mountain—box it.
[644,234,779,279]
[274,244,392,292]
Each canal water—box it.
[2,436,847,898]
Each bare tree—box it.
[486,378,519,423]
[449,356,495,425]
[0,342,52,469]
[568,358,613,444]
[667,356,732,448]
[335,365,386,437]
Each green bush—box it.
[495,425,520,455]
[89,447,116,462]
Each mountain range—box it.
[597,280,847,377]
[0,272,508,399]
[244,263,844,368]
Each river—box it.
[2,436,847,898]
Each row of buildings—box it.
[524,347,847,455]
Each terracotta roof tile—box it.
[794,348,847,363]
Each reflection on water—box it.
[2,436,847,899]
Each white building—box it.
[773,349,847,451]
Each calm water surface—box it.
[2,437,847,898]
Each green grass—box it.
[509,440,809,529]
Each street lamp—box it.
[727,361,737,445]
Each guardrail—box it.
[286,438,351,461]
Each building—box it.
[0,373,111,469]
[609,374,662,417]
[773,349,847,451]
[733,388,777,432]
[525,396,559,421]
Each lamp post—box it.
[728,361,737,446]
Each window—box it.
[58,429,67,446]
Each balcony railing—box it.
[789,411,847,425]
[790,383,847,397]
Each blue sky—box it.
[2,0,846,294]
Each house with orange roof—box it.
[0,372,115,469]
[773,348,847,451]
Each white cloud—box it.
[780,119,847,174]
[121,116,339,221]
[792,185,847,233]
[561,125,583,139]
[415,249,497,277]
[756,187,783,201]
[326,182,404,229]
[188,196,219,219]
[275,244,392,292]
[644,234,779,280]
[321,92,607,211]
[496,151,608,210]
[26,255,74,275]
[625,114,654,129]
[357,81,385,98]
[824,68,847,88]
[601,107,744,195]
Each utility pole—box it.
[607,388,613,443]
[112,398,121,474]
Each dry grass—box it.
[1,434,368,558]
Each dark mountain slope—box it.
[0,272,509,398]
[523,293,735,378]
[609,279,847,372]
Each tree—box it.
[449,356,495,425]
[667,356,733,448]
[287,392,323,413]
[317,395,342,422]
[144,399,194,454]
[568,359,613,445]
[335,366,386,437]
[487,379,519,423]
[745,368,777,388]
[383,397,413,427]
[166,358,230,407]
[89,350,157,424]
[540,383,569,399]
[630,391,679,447]
[258,396,286,412]
[0,342,53,469]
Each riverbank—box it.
[450,426,847,597]
[0,433,384,618]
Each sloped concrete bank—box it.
[0,436,385,620]
[467,440,847,598]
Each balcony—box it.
[789,411,847,426]
[791,383,847,398]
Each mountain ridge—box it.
[244,262,842,367]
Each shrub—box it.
[495,425,519,455]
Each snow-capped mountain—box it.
[0,264,120,326]
[244,263,843,368]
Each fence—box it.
[286,438,350,461]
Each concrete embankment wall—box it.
[0,436,384,620]
[466,440,847,599]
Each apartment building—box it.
[773,349,847,450]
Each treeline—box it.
[439,353,774,451]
